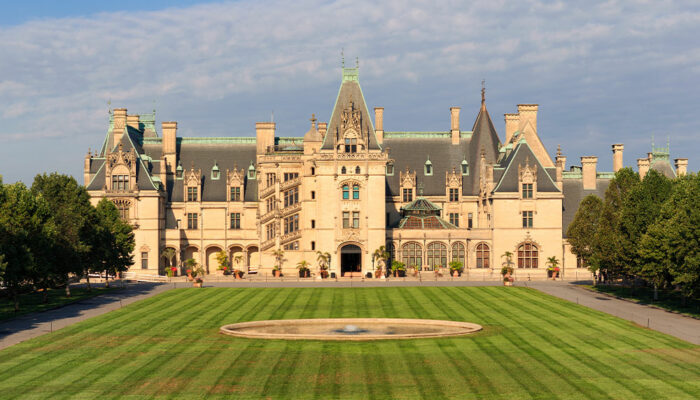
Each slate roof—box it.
[650,159,676,178]
[493,141,560,193]
[561,178,610,237]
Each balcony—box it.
[260,209,279,224]
[280,230,301,244]
[280,202,301,217]
[261,238,276,251]
[260,184,275,199]
[280,176,302,191]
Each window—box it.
[352,185,360,199]
[311,191,315,199]
[283,172,299,182]
[283,187,299,208]
[342,185,349,200]
[176,165,183,179]
[451,242,465,265]
[187,213,198,230]
[461,160,469,175]
[355,166,361,174]
[141,252,148,269]
[342,211,349,228]
[402,188,413,202]
[311,219,315,229]
[111,175,129,191]
[402,242,422,268]
[577,256,586,269]
[266,173,276,187]
[211,166,220,180]
[449,188,459,202]
[187,186,198,202]
[341,166,347,174]
[311,167,315,176]
[352,211,360,229]
[115,202,129,221]
[266,197,276,212]
[386,164,394,175]
[388,243,396,265]
[386,212,390,226]
[449,213,459,226]
[424,162,432,175]
[311,241,316,250]
[468,213,473,229]
[283,214,299,234]
[476,243,490,268]
[247,165,256,179]
[266,223,275,240]
[522,211,533,228]
[345,138,357,153]
[283,241,299,250]
[518,243,538,268]
[522,183,533,199]
[230,213,241,229]
[230,186,241,202]
[427,242,447,269]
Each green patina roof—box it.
[401,197,442,213]
[384,131,473,139]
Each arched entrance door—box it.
[340,244,362,277]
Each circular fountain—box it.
[220,318,482,341]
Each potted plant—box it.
[434,265,443,278]
[391,260,406,277]
[166,266,177,278]
[189,262,205,288]
[547,256,560,280]
[297,260,311,278]
[185,258,197,281]
[193,277,203,288]
[215,251,229,276]
[233,268,244,280]
[316,251,331,279]
[161,247,177,276]
[410,264,421,277]
[501,265,514,286]
[372,246,389,279]
[272,249,285,277]
[449,261,463,277]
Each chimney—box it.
[555,146,565,186]
[127,114,140,131]
[318,122,327,138]
[162,121,177,175]
[112,108,127,149]
[612,144,624,172]
[581,156,598,190]
[637,158,650,179]
[256,122,276,154]
[450,107,460,145]
[517,104,538,133]
[84,152,92,185]
[374,107,384,144]
[504,113,519,143]
[674,158,688,176]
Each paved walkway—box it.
[1,280,698,350]
[522,281,700,345]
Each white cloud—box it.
[0,0,699,182]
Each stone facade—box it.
[83,67,687,279]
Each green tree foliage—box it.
[566,194,603,272]
[95,199,135,284]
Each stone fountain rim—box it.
[220,318,483,341]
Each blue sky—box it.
[1,0,699,184]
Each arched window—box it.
[341,166,347,174]
[352,185,359,199]
[388,243,395,265]
[451,242,465,265]
[517,242,538,268]
[402,242,422,268]
[342,185,349,200]
[427,242,447,269]
[355,166,361,174]
[476,243,490,268]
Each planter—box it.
[273,270,281,278]
[299,270,310,278]
[187,273,193,281]
[234,271,244,280]
[375,270,383,278]
[320,270,329,279]
[452,270,460,278]
[193,282,202,288]
[504,281,513,286]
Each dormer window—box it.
[341,166,347,174]
[345,138,357,153]
[112,174,129,191]
[461,159,469,175]
[211,162,220,180]
[187,186,198,202]
[424,159,433,176]
[386,163,394,176]
[176,163,183,179]
[355,166,361,174]
[247,163,256,179]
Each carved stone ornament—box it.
[339,230,361,243]
[107,143,136,171]
[400,168,416,188]
[227,165,244,187]
[446,167,461,188]
[518,156,537,184]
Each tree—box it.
[316,251,330,271]
[95,199,134,287]
[161,247,177,276]
[372,246,389,275]
[566,194,603,275]
[272,249,285,270]
[215,251,229,272]
[31,173,95,297]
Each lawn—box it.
[0,286,698,399]
[585,284,700,318]
[0,286,119,321]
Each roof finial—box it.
[417,182,424,196]
[557,144,562,157]
[310,113,317,128]
[480,79,486,111]
[341,48,345,68]
[107,98,111,114]
[356,56,359,69]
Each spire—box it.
[481,79,486,112]
[557,144,562,157]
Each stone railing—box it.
[280,176,302,191]
[318,153,388,161]
[260,209,279,224]
[280,202,301,217]
[280,230,301,244]
[258,154,302,163]
[261,238,276,251]
[259,184,275,199]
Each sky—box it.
[1,0,699,184]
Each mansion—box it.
[83,67,689,279]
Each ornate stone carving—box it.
[518,156,537,183]
[227,164,244,187]
[446,167,461,188]
[339,229,361,243]
[400,167,416,188]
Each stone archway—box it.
[340,244,362,277]
[247,246,259,273]
[205,246,223,274]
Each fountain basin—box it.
[220,318,482,341]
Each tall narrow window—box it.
[345,138,357,153]
[311,219,315,229]
[311,241,316,250]
[266,223,275,240]
[187,213,198,229]
[352,211,360,228]
[449,188,459,202]
[522,211,533,228]
[386,164,394,175]
[311,191,316,199]
[266,173,276,187]
[402,242,422,268]
[402,188,413,202]
[386,212,390,226]
[187,187,198,202]
[141,252,148,269]
[266,197,276,212]
[449,213,459,226]
[451,242,465,265]
[112,175,129,191]
[341,166,347,174]
[467,213,473,229]
[342,212,350,228]
[461,160,469,175]
[352,185,360,199]
[230,186,241,202]
[518,243,538,268]
[283,187,299,207]
[342,185,349,200]
[476,243,490,268]
[427,242,447,268]
[311,167,315,176]
[522,183,533,199]
[230,213,241,229]
[355,166,361,174]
